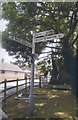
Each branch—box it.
[41,51,52,54]
[69,7,77,35]
[46,46,62,49]
[72,34,78,46]
[41,51,61,55]
[63,10,77,42]
[50,41,62,43]
[39,54,61,61]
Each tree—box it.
[2,2,46,65]
[37,2,78,96]
[2,2,78,96]
[37,56,51,77]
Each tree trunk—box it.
[62,38,76,96]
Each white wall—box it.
[0,70,25,81]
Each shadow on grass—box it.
[2,88,77,119]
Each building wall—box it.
[0,70,25,81]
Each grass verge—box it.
[2,87,77,119]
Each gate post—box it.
[29,78,30,88]
[16,78,18,96]
[39,76,41,88]
[25,78,27,90]
[4,79,7,102]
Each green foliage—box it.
[2,2,78,96]
[2,2,47,64]
[37,57,51,77]
[2,2,77,60]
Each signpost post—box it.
[29,30,35,116]
[9,30,64,117]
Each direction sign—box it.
[35,33,64,43]
[9,35,32,48]
[35,29,54,38]
[35,37,54,43]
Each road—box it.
[0,79,39,101]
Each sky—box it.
[0,19,8,31]
[0,19,51,63]
[0,19,16,63]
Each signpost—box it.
[9,35,32,48]
[35,33,64,43]
[35,29,54,37]
[9,30,64,117]
[29,30,64,116]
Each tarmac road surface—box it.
[0,79,39,101]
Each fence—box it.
[0,77,43,102]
